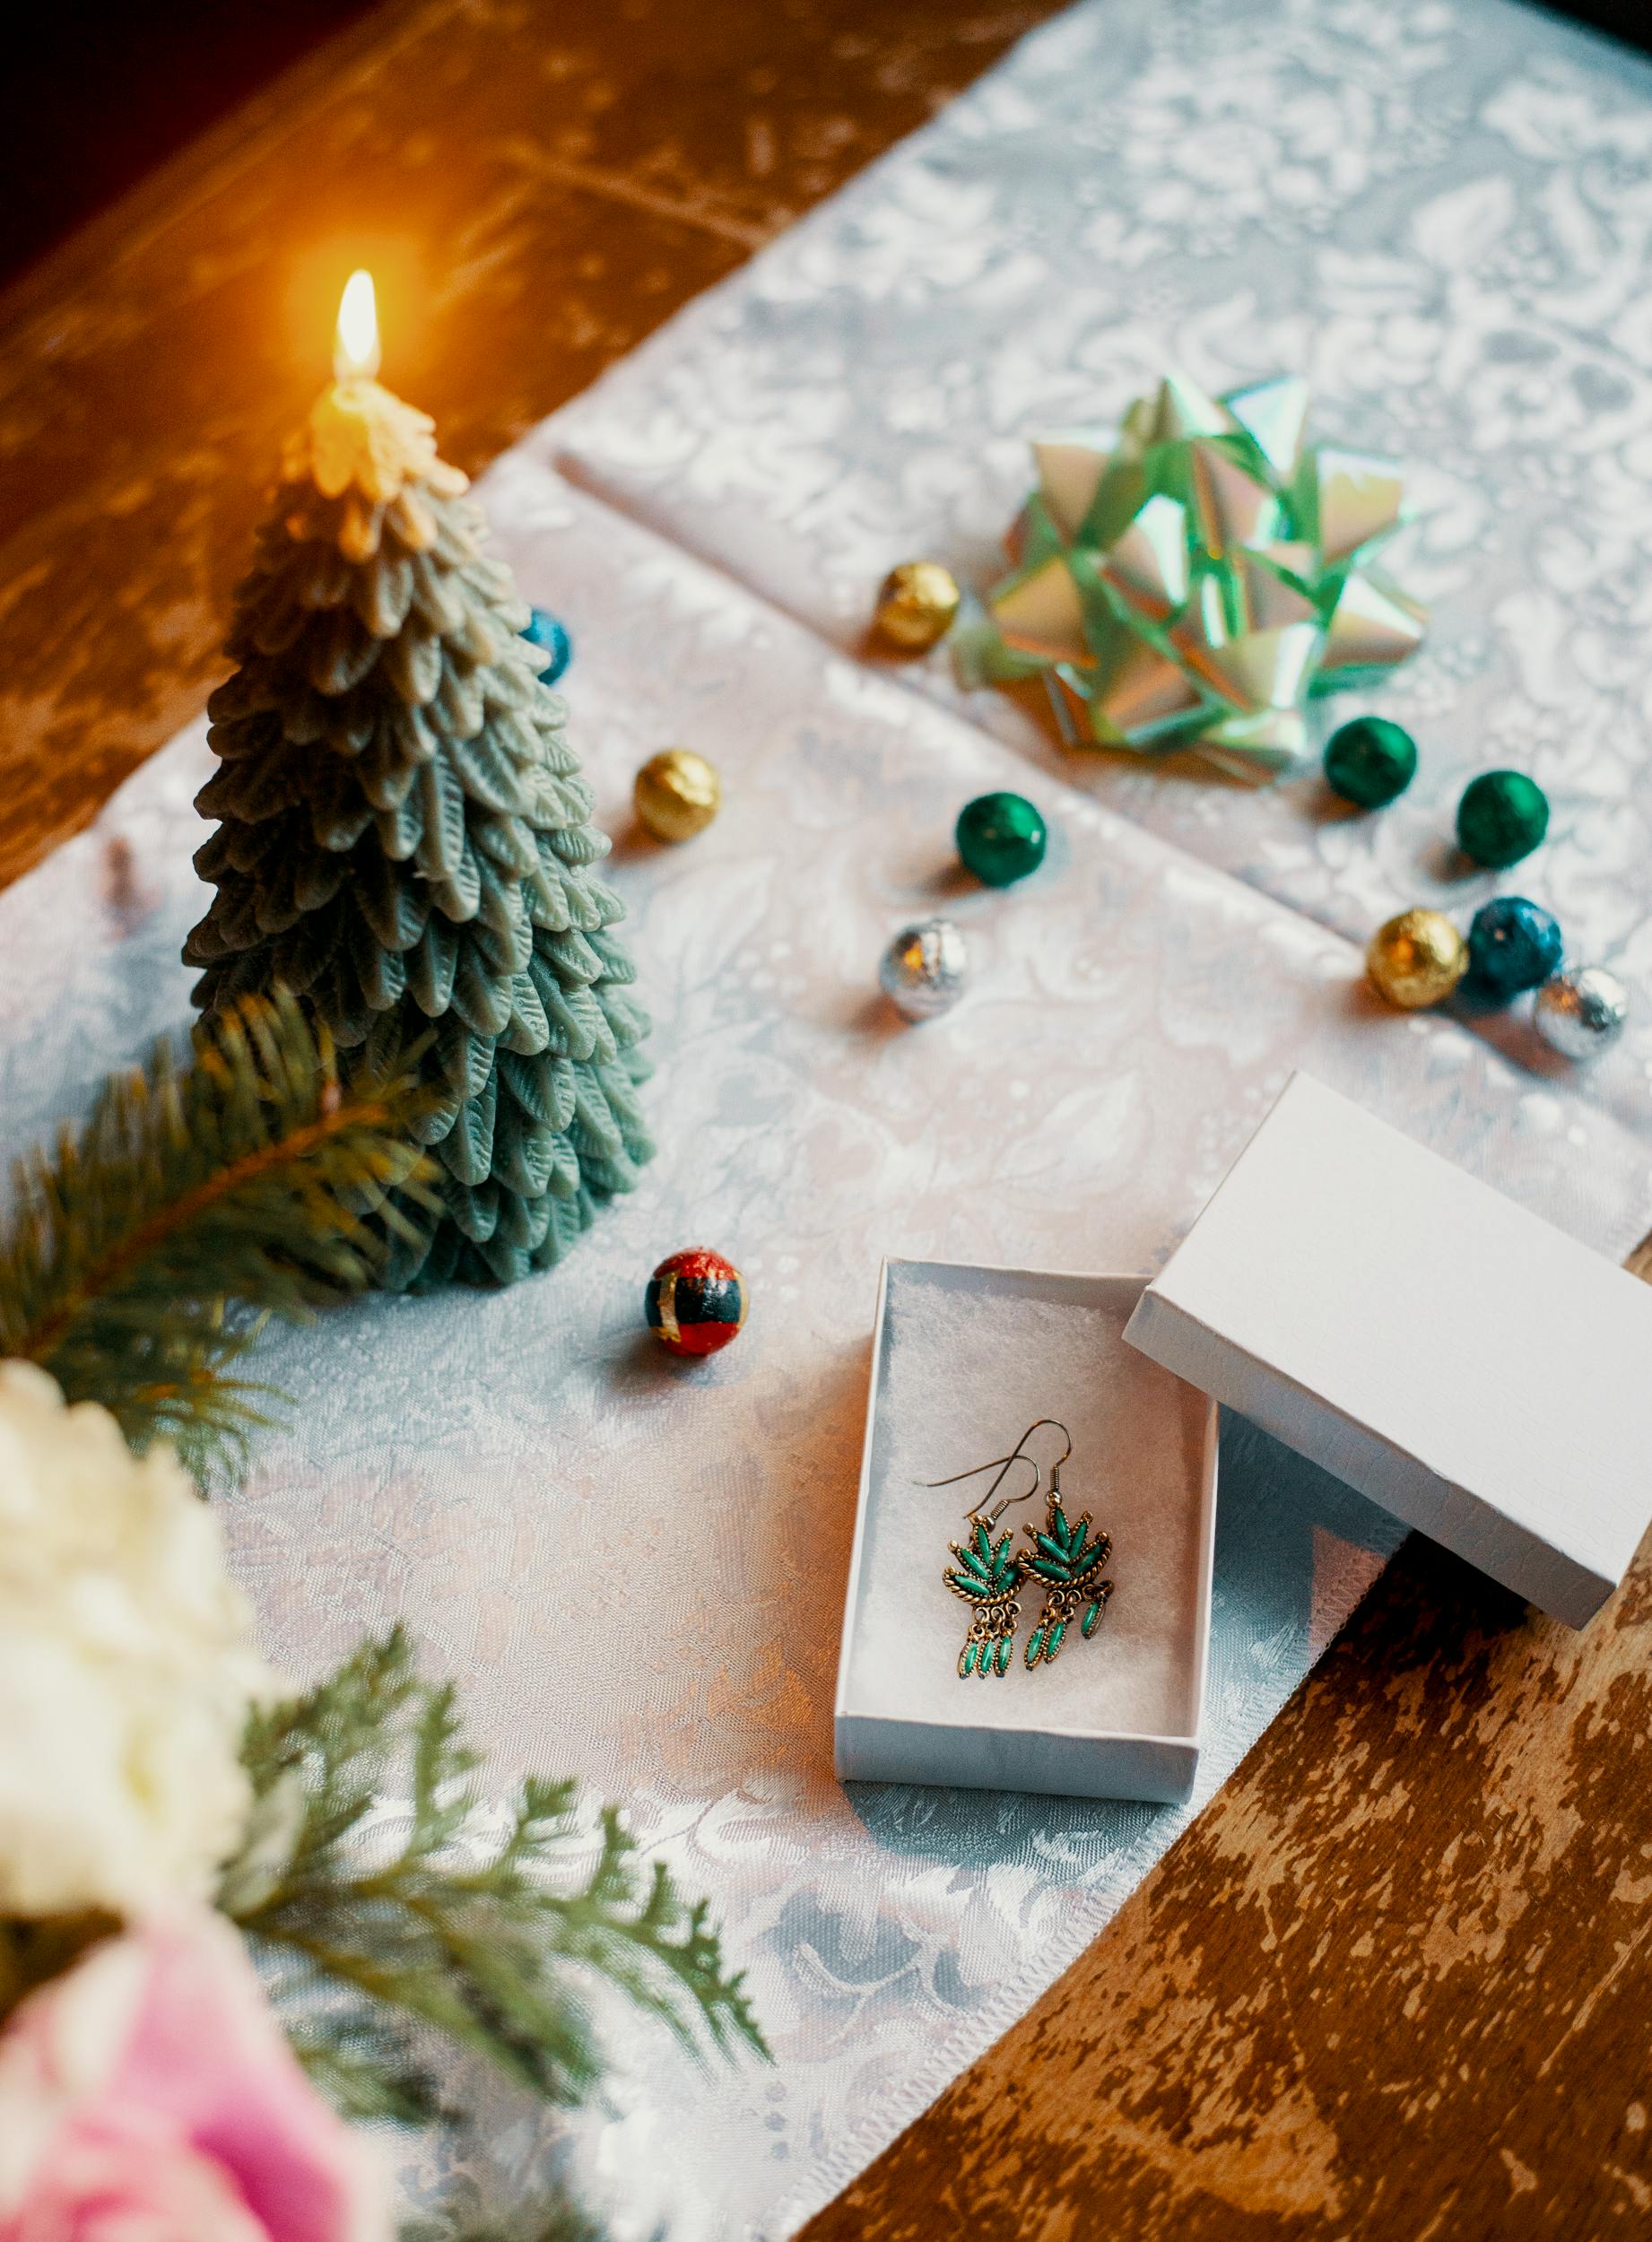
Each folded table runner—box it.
[1,465,1647,2238]
[543,0,1652,1151]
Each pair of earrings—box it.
[930,1420,1114,1680]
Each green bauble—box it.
[956,791,1048,887]
[1323,717,1417,809]
[1456,770,1549,868]
[183,381,654,1291]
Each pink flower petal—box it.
[0,1911,387,2242]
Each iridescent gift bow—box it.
[956,373,1427,781]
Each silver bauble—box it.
[1533,965,1629,1061]
[879,918,969,1021]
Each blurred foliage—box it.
[0,990,436,1473]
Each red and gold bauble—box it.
[645,1248,748,1357]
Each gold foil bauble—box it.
[874,562,961,652]
[634,748,721,843]
[1366,908,1467,1010]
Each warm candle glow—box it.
[288,261,462,551]
[334,269,381,383]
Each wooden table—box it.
[4,4,1648,2232]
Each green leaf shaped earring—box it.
[927,1418,1074,1681]
[1021,1447,1113,1668]
[943,1517,1024,1678]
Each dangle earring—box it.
[925,1432,1043,1679]
[1020,1425,1113,1667]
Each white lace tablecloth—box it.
[4,4,1652,2235]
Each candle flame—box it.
[334,269,381,382]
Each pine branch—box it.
[283,2012,448,2127]
[222,1629,769,2123]
[404,2192,623,2242]
[0,991,438,1473]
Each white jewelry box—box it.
[833,1259,1219,1805]
[835,1075,1652,1808]
[1125,1072,1652,1630]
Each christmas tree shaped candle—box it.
[186,274,653,1288]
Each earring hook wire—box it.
[923,1418,1073,1527]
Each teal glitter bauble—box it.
[1323,717,1418,809]
[522,607,572,684]
[955,792,1048,887]
[1456,769,1549,868]
[1465,897,1563,1005]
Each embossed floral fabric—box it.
[543,0,1652,1150]
[1,464,1648,2238]
[8,4,1652,2229]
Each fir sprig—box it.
[0,991,436,1471]
[221,1629,768,2124]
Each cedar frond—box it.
[222,1629,769,2119]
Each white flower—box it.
[0,1363,280,1919]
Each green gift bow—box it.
[956,372,1427,781]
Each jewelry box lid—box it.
[1123,1072,1652,1628]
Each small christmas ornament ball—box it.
[874,561,961,653]
[521,607,572,685]
[1367,908,1467,1010]
[646,1247,748,1357]
[634,748,721,844]
[956,791,1048,887]
[1323,717,1418,810]
[1465,896,1564,1005]
[1534,966,1630,1062]
[879,917,969,1021]
[1456,769,1549,868]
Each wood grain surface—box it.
[4,4,1650,2237]
[803,1516,1652,2240]
[0,0,1052,891]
